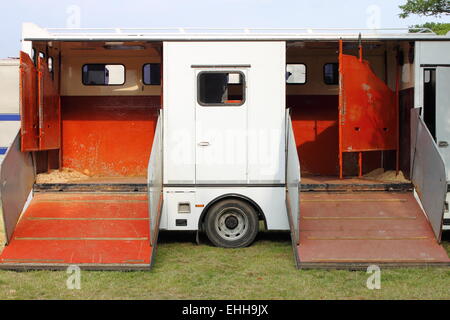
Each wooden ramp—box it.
[0,192,155,270]
[296,192,450,269]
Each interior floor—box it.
[301,174,410,185]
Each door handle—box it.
[438,141,449,148]
[198,142,210,147]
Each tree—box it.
[399,0,450,35]
[411,22,450,34]
[399,0,450,18]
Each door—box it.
[435,66,450,181]
[20,51,39,151]
[19,51,60,152]
[37,56,60,150]
[195,69,248,184]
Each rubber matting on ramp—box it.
[0,193,153,270]
[296,192,450,269]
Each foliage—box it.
[399,0,450,18]
[411,22,450,34]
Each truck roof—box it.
[23,23,450,42]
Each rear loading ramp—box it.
[297,192,450,269]
[0,193,155,270]
[0,114,163,270]
[286,108,449,269]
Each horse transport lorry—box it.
[0,24,449,270]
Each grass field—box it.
[0,227,449,300]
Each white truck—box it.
[0,24,448,270]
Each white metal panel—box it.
[414,41,450,109]
[247,42,286,183]
[0,122,21,146]
[23,23,450,41]
[411,108,447,242]
[286,112,301,245]
[0,62,20,114]
[416,41,450,65]
[163,42,196,184]
[163,189,198,230]
[436,67,450,181]
[162,186,289,231]
[147,114,163,246]
[163,41,286,184]
[195,69,248,183]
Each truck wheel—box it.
[204,199,259,248]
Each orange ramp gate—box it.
[338,40,398,178]
[0,193,155,270]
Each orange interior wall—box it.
[289,95,384,177]
[289,95,339,176]
[61,96,160,177]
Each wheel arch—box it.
[198,193,267,231]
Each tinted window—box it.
[82,64,125,85]
[198,72,245,106]
[143,63,161,85]
[324,63,339,85]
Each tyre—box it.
[204,198,259,248]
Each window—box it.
[143,63,161,85]
[324,63,339,85]
[197,72,245,106]
[286,64,306,84]
[82,64,125,86]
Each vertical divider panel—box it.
[19,51,39,151]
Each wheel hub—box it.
[225,216,239,229]
[215,207,248,241]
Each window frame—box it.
[142,63,161,85]
[81,63,126,86]
[196,70,246,107]
[286,63,307,85]
[323,62,340,85]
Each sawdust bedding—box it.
[35,168,90,184]
[363,168,410,183]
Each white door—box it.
[436,66,450,181]
[195,69,248,184]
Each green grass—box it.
[0,231,449,300]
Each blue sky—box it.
[0,0,447,58]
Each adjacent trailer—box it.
[0,24,449,270]
[0,59,20,163]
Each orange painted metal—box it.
[0,193,153,267]
[338,40,344,179]
[19,52,61,152]
[61,96,160,177]
[38,57,61,150]
[296,192,450,266]
[19,51,39,151]
[395,62,401,175]
[338,43,398,178]
[339,54,397,152]
[289,95,339,176]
